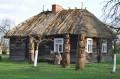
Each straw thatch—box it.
[6,9,115,38]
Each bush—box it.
[0,55,1,61]
[2,51,7,55]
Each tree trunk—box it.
[34,43,39,67]
[97,39,102,63]
[97,50,102,63]
[112,40,117,73]
[112,54,116,72]
[76,50,86,70]
[62,34,70,68]
[76,34,86,70]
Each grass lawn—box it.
[0,55,120,79]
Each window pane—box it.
[55,38,63,44]
[88,45,90,52]
[91,45,92,52]
[88,40,92,44]
[59,44,62,52]
[56,44,58,52]
[55,40,61,43]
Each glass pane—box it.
[59,44,62,52]
[102,43,107,52]
[103,45,104,52]
[55,39,63,43]
[90,45,92,52]
[88,40,92,44]
[56,44,58,52]
[88,45,89,52]
[88,45,92,53]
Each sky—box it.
[0,0,106,27]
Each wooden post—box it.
[62,34,70,68]
[97,39,102,63]
[28,37,35,63]
[76,34,86,70]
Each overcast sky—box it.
[0,0,106,27]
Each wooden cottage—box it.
[5,4,115,63]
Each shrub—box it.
[0,55,1,61]
[2,51,7,55]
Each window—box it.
[102,40,107,53]
[86,38,93,53]
[54,38,64,53]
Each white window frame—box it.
[86,38,93,53]
[54,38,64,53]
[101,40,107,53]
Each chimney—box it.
[52,4,63,13]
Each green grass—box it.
[0,55,120,79]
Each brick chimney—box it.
[52,4,63,13]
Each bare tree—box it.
[0,19,11,33]
[103,0,120,73]
[0,18,13,54]
[103,0,120,30]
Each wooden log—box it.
[28,37,35,63]
[62,34,70,67]
[76,34,86,70]
[97,39,102,63]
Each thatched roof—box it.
[6,9,115,38]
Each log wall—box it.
[9,35,113,62]
[37,35,113,63]
[10,37,27,60]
